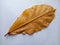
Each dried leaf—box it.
[6,4,56,35]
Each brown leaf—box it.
[6,4,56,35]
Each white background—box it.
[0,0,60,45]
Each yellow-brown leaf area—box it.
[6,4,55,35]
